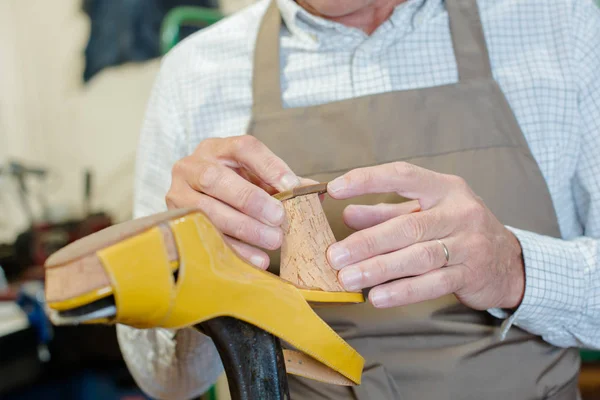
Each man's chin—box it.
[297,0,373,19]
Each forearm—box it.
[116,324,223,400]
[489,227,600,349]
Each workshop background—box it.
[1,0,600,399]
[0,0,247,399]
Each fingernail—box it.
[328,178,344,194]
[280,173,300,190]
[261,228,282,249]
[370,290,390,308]
[265,201,285,225]
[250,255,267,269]
[328,244,350,269]
[339,266,363,291]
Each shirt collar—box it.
[276,0,334,43]
[276,0,444,43]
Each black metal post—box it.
[198,317,290,400]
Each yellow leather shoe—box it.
[45,208,364,386]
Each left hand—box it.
[326,162,525,311]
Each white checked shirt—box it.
[117,0,600,398]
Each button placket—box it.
[351,36,393,97]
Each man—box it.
[117,0,600,398]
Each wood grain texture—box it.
[279,193,352,292]
[46,208,191,268]
[45,223,179,303]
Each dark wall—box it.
[82,0,217,82]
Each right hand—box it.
[166,135,301,269]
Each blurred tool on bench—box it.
[0,160,112,282]
[0,160,150,399]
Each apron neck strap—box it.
[251,0,493,116]
[446,0,493,81]
[252,0,283,115]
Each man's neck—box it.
[297,0,408,34]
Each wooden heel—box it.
[275,183,357,293]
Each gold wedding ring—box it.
[436,239,450,266]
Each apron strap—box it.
[446,0,493,81]
[252,0,284,115]
[251,0,494,116]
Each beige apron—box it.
[248,0,580,398]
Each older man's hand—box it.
[166,135,301,269]
[326,162,525,311]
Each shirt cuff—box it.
[487,226,587,342]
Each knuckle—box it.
[171,158,188,177]
[226,239,252,261]
[262,156,286,181]
[404,282,419,300]
[373,204,387,220]
[358,232,380,257]
[165,192,176,209]
[392,161,417,179]
[391,161,408,175]
[457,204,471,220]
[420,244,439,267]
[165,183,184,210]
[469,233,487,250]
[469,234,492,262]
[232,135,259,152]
[461,200,485,222]
[370,258,389,281]
[193,195,210,212]
[439,273,457,294]
[450,175,468,189]
[196,137,219,153]
[237,185,260,214]
[233,219,257,243]
[401,215,426,242]
[445,175,470,195]
[471,203,487,224]
[221,215,238,237]
[196,161,220,190]
[364,168,377,184]
[233,221,249,242]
